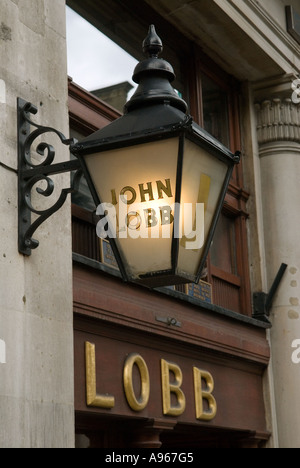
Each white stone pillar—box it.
[256,94,300,448]
[0,0,74,447]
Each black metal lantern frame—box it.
[72,103,239,287]
[17,25,240,288]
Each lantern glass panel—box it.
[177,138,228,279]
[84,138,179,279]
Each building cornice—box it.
[245,0,300,67]
[214,0,300,76]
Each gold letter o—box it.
[123,353,150,412]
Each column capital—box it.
[255,98,300,146]
[253,74,300,146]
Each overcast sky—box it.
[66,6,138,92]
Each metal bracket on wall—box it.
[156,316,182,328]
[253,263,288,323]
[17,98,83,255]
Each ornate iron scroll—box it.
[17,97,83,255]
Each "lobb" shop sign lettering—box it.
[85,342,217,421]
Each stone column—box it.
[255,90,300,448]
[0,0,74,447]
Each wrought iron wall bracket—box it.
[17,97,82,255]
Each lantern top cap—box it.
[126,25,188,113]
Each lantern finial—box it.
[142,25,163,58]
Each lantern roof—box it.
[72,102,239,165]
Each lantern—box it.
[72,25,240,287]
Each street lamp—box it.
[18,25,240,288]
